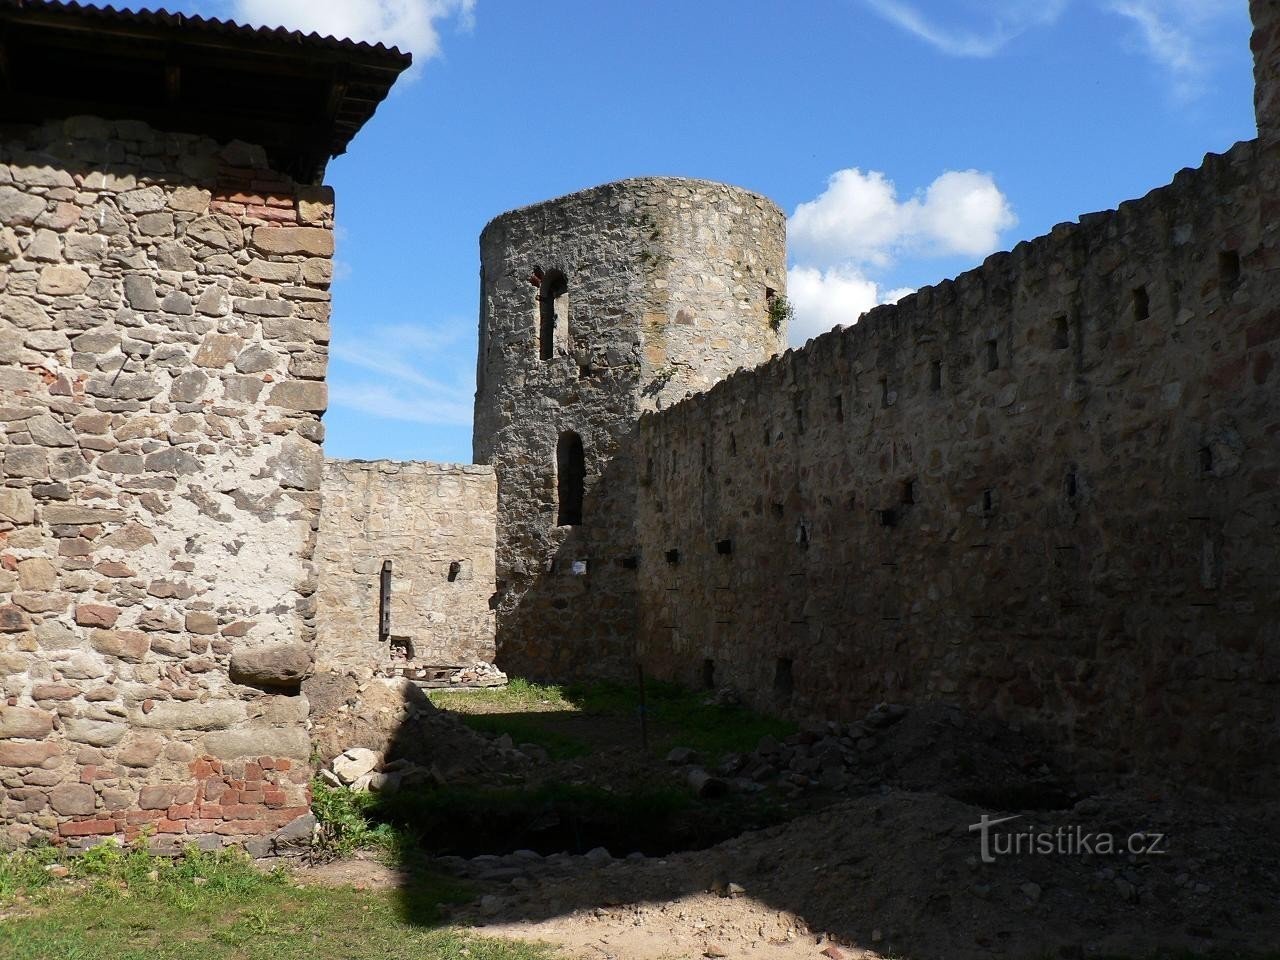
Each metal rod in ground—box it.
[636,662,649,753]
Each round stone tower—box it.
[474,176,786,679]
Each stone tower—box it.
[473,177,786,679]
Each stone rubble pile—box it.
[670,700,1065,804]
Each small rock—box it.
[584,846,612,866]
[666,746,698,765]
[688,768,729,798]
[44,864,70,878]
[724,882,745,898]
[703,944,728,958]
[1021,881,1042,902]
[821,947,848,960]
[332,747,379,785]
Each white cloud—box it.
[330,322,474,426]
[1103,0,1237,99]
[786,167,1015,346]
[229,0,474,71]
[789,168,1016,268]
[862,0,1068,57]
[787,266,913,344]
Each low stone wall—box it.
[635,138,1280,795]
[0,117,330,847]
[311,460,496,731]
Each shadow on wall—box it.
[491,427,643,683]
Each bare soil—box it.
[296,697,1280,960]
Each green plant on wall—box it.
[767,292,793,331]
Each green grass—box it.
[0,843,553,960]
[429,676,795,765]
[427,678,570,712]
[564,679,796,760]
[453,713,590,760]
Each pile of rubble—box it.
[668,701,1071,806]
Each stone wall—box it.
[1255,0,1280,143]
[313,459,496,677]
[0,116,332,848]
[635,139,1280,795]
[474,177,785,680]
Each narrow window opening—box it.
[701,658,716,690]
[1053,316,1069,350]
[986,339,1000,371]
[763,423,772,447]
[773,657,794,703]
[1133,286,1150,321]
[378,560,392,642]
[1199,446,1214,474]
[795,521,810,548]
[729,432,737,457]
[982,489,994,513]
[771,502,785,519]
[880,378,890,408]
[665,548,680,565]
[880,508,897,528]
[902,479,916,505]
[1065,469,1078,500]
[535,267,569,361]
[930,360,942,392]
[556,431,585,527]
[1219,250,1241,291]
[715,539,733,555]
[833,394,844,423]
[795,406,805,435]
[448,560,470,582]
[620,556,639,570]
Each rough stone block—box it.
[202,727,311,761]
[229,643,313,687]
[250,226,333,256]
[0,708,54,740]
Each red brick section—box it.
[55,756,311,843]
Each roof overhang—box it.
[0,0,412,183]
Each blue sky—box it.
[145,1,1254,463]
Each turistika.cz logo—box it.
[968,814,1168,864]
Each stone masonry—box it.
[0,117,331,848]
[474,177,785,680]
[635,137,1280,795]
[312,459,496,705]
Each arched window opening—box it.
[556,431,585,526]
[533,266,569,361]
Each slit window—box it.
[986,339,1000,371]
[1219,251,1241,291]
[556,431,585,526]
[773,657,794,702]
[702,658,716,690]
[982,489,994,513]
[833,393,844,423]
[535,267,569,361]
[1199,446,1214,474]
[1133,286,1150,321]
[1053,316,1069,350]
[378,560,392,642]
[902,479,916,505]
[930,360,942,392]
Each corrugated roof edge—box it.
[1,0,414,64]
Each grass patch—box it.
[454,713,590,760]
[0,842,553,960]
[429,676,795,765]
[427,678,570,713]
[565,679,796,760]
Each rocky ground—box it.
[295,686,1280,960]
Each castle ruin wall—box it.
[0,117,331,848]
[311,459,496,721]
[635,138,1280,794]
